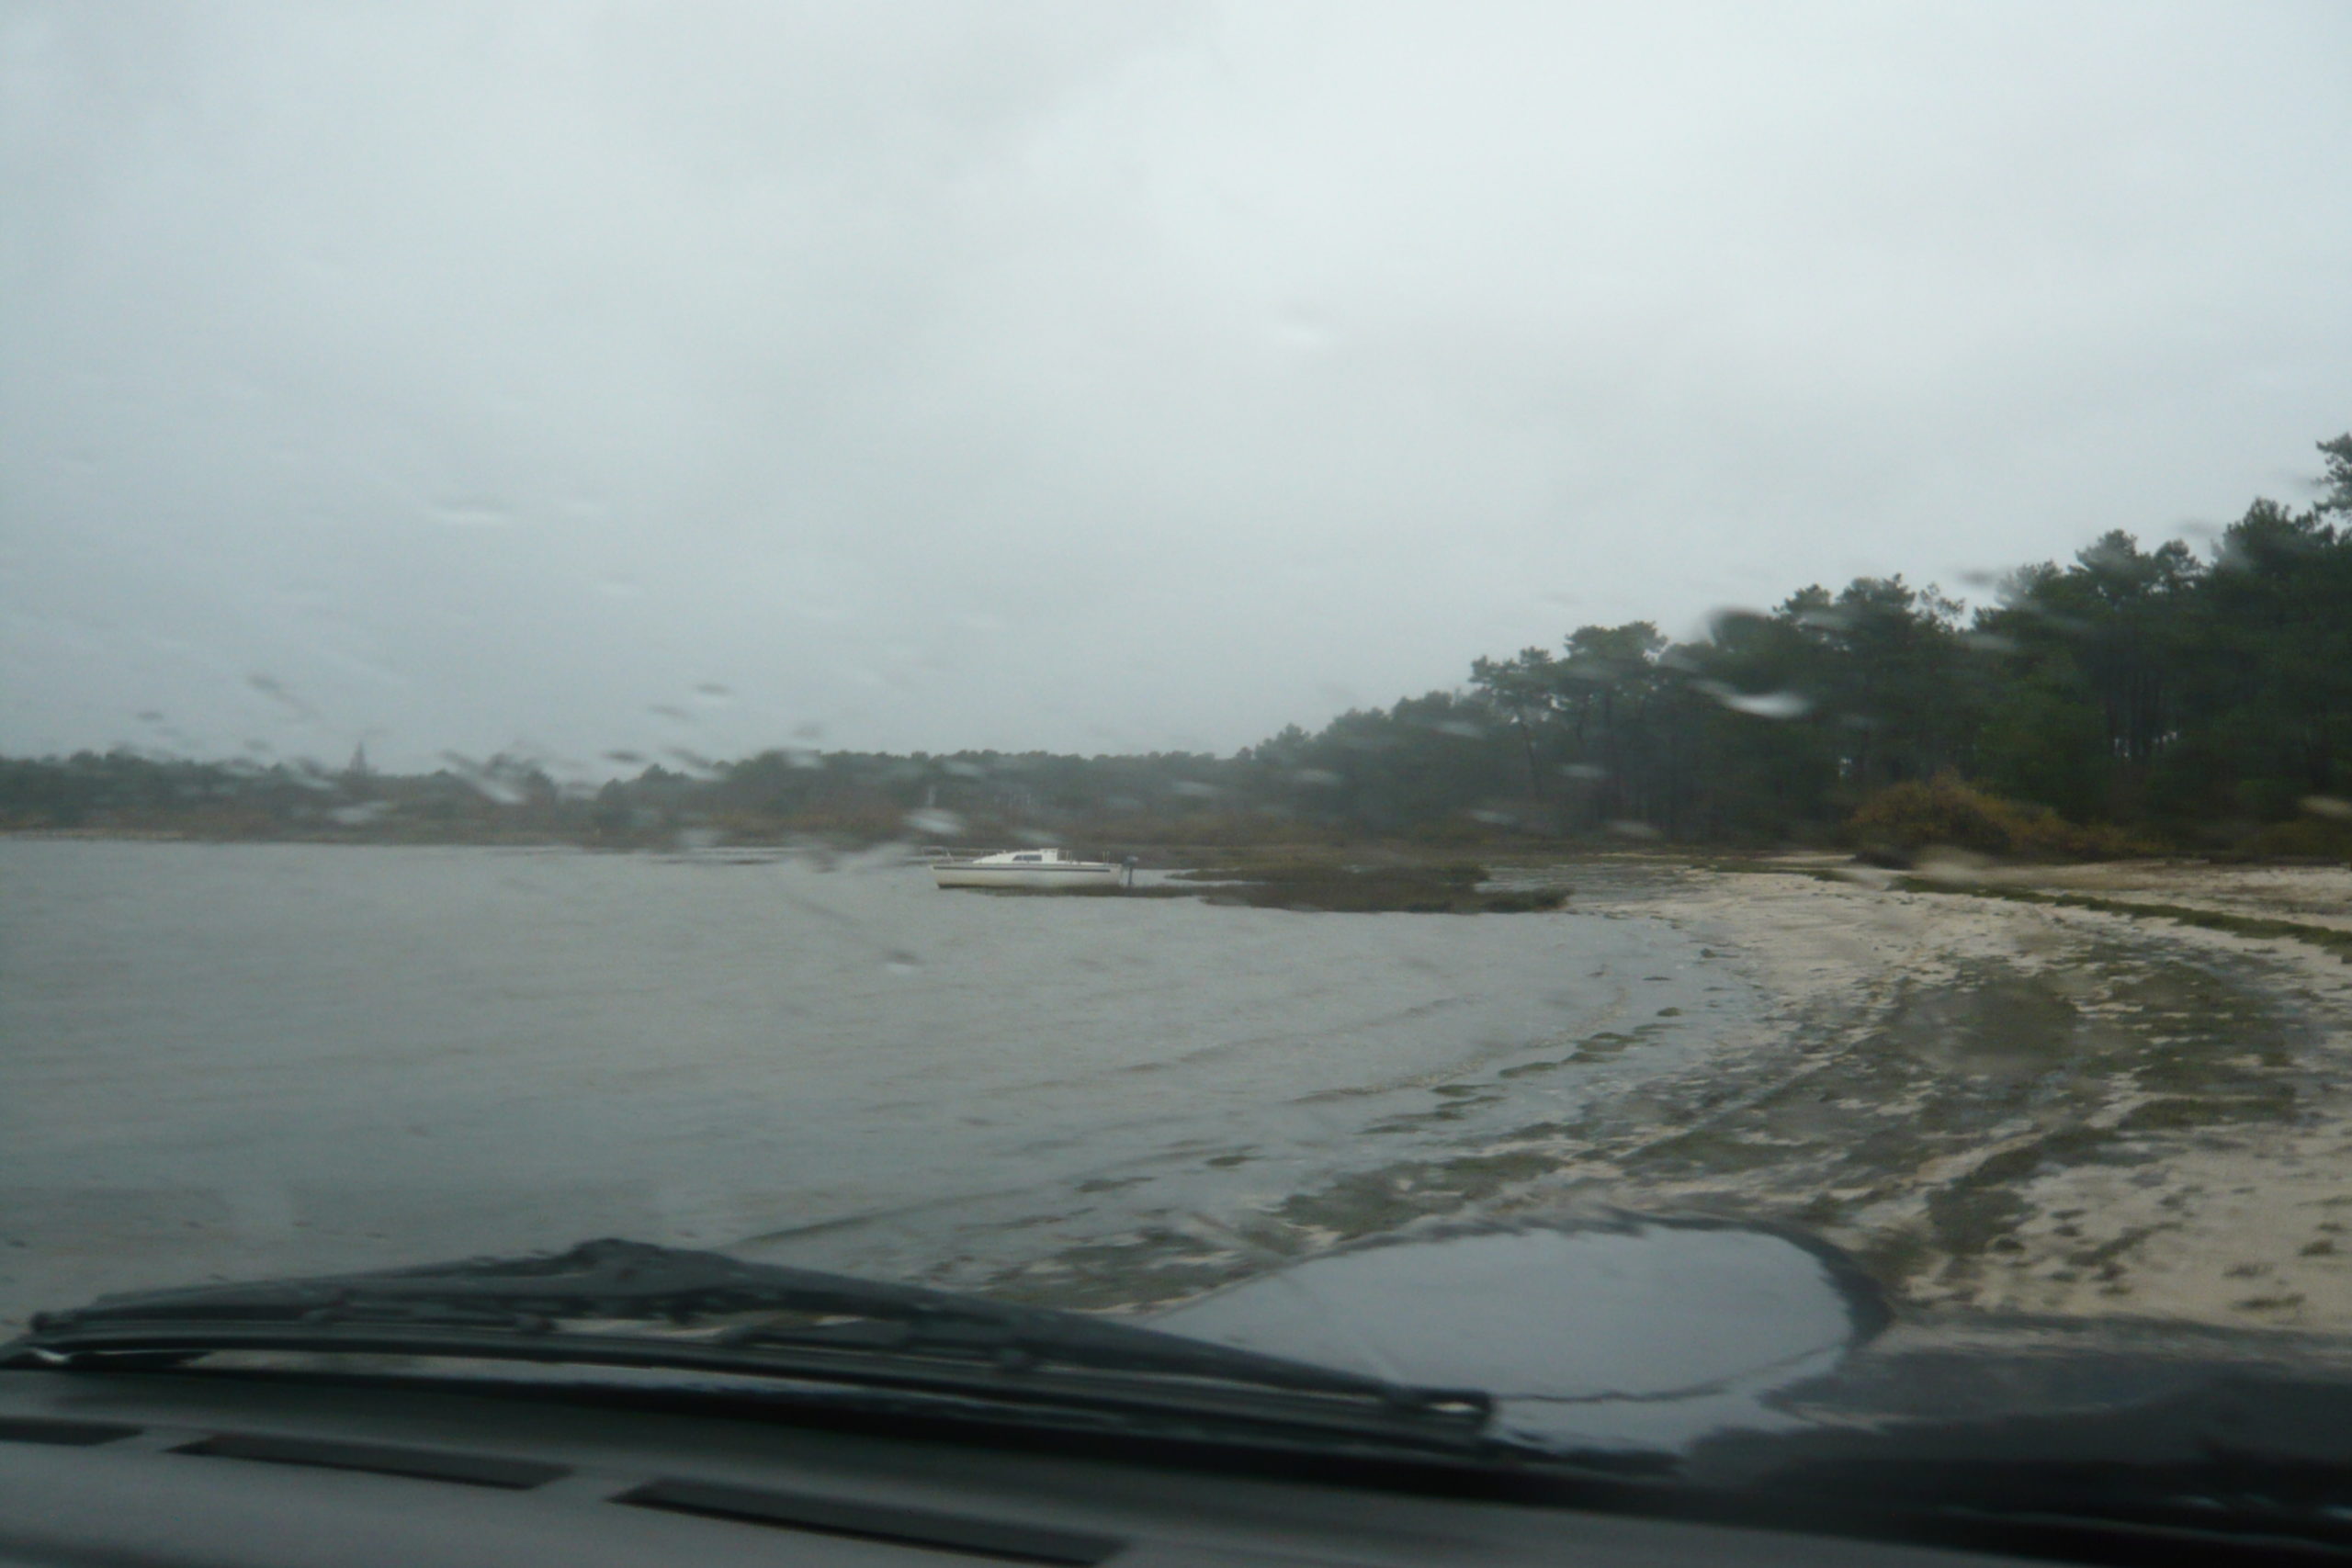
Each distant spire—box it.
[346,741,371,777]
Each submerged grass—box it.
[1473,912,2324,1307]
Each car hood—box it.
[1148,1216,2352,1465]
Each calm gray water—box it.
[0,841,1758,1323]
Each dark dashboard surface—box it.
[0,1367,2022,1568]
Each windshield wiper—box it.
[0,1238,1494,1455]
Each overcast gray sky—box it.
[6,1,2348,776]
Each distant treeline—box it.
[6,434,2349,859]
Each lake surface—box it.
[0,840,1758,1323]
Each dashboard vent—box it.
[618,1477,1125,1565]
[172,1432,570,1491]
[0,1416,143,1447]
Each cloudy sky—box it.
[6,2,2348,775]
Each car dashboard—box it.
[0,1366,2035,1568]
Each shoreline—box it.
[1533,860,2352,1332]
[9,836,2349,1328]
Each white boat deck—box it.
[933,848,1130,890]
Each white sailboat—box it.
[932,848,1132,890]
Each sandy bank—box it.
[1533,859,2352,1332]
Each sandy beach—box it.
[1536,857,2352,1331]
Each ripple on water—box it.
[0,841,1762,1321]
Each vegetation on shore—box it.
[6,432,2348,863]
[1168,860,1566,914]
[1846,773,2161,863]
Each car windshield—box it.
[6,0,2352,1473]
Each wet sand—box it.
[1526,858,2352,1331]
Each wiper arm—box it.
[2,1239,1493,1453]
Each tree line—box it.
[6,433,2347,858]
[1245,432,2351,853]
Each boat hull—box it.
[933,863,1125,890]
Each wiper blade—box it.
[1,1239,1493,1453]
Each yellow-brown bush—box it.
[1848,773,2154,863]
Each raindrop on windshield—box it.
[435,752,528,806]
[1695,682,1815,720]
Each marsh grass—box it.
[1167,859,1566,914]
[1889,879,2352,964]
